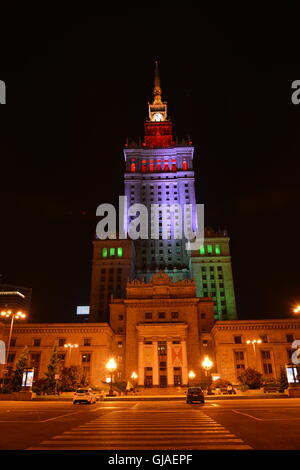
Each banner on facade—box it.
[171,344,183,367]
[143,344,154,366]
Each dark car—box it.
[186,387,205,404]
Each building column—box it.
[167,341,174,386]
[182,340,188,385]
[152,341,159,386]
[138,341,144,386]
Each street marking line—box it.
[232,409,263,421]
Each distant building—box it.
[0,284,32,315]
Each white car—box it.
[73,388,97,404]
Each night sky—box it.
[1,7,300,323]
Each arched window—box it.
[149,160,154,172]
[164,159,169,171]
[142,160,147,172]
[182,160,188,170]
[172,158,177,172]
[156,159,162,171]
[130,161,136,172]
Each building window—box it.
[158,341,167,355]
[110,247,115,256]
[201,313,206,319]
[118,314,124,321]
[33,338,41,347]
[286,334,294,343]
[261,350,273,375]
[102,247,108,258]
[145,312,152,320]
[171,312,179,319]
[58,338,66,347]
[83,338,91,347]
[10,338,16,347]
[158,312,165,319]
[117,247,123,257]
[234,350,246,372]
[207,245,213,255]
[215,244,221,255]
[30,353,41,378]
[234,336,242,344]
[174,367,182,385]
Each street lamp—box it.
[293,305,300,314]
[202,356,213,394]
[188,370,196,386]
[1,310,26,388]
[131,371,138,393]
[64,342,79,361]
[106,358,117,396]
[246,339,262,368]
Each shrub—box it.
[238,368,263,389]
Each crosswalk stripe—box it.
[27,410,252,450]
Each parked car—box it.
[73,388,97,404]
[186,387,205,404]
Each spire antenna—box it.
[153,60,162,104]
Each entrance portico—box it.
[137,323,188,387]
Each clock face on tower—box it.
[153,112,163,121]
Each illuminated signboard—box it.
[22,368,34,388]
[286,364,299,384]
[76,306,90,315]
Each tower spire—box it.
[153,60,162,104]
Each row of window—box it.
[199,245,221,255]
[129,159,189,173]
[9,338,93,347]
[234,349,282,376]
[102,247,123,258]
[234,334,296,344]
[143,311,179,321]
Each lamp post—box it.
[246,339,262,369]
[64,342,78,362]
[202,356,213,394]
[106,358,117,396]
[131,371,138,393]
[1,310,26,388]
[188,370,196,386]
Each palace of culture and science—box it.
[1,64,299,391]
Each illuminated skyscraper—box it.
[90,63,237,322]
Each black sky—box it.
[1,6,300,322]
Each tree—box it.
[237,367,263,389]
[8,347,29,392]
[43,342,61,394]
[279,365,288,392]
[59,365,82,391]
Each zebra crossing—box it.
[28,409,252,450]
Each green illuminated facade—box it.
[191,228,237,320]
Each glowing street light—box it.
[202,356,213,373]
[1,310,27,388]
[246,339,262,368]
[201,356,213,395]
[188,370,196,386]
[64,343,78,361]
[293,305,300,314]
[106,358,117,396]
[131,371,138,393]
